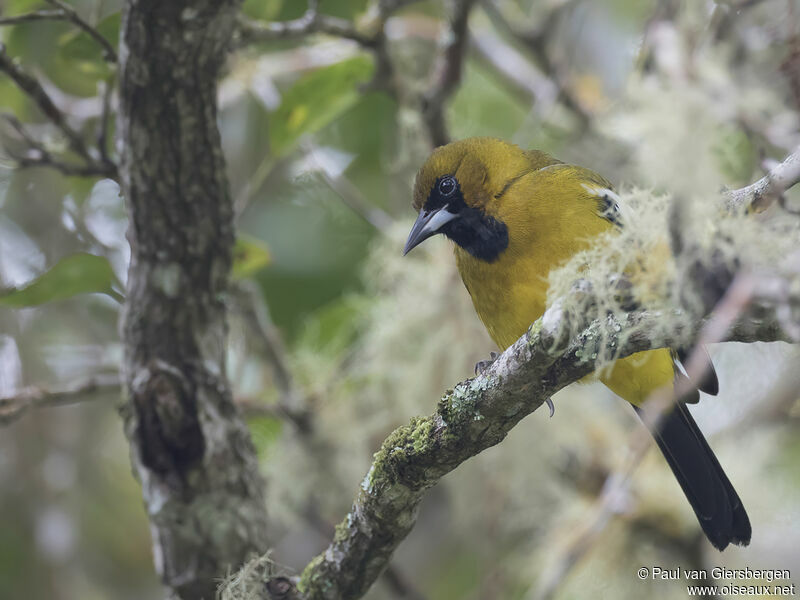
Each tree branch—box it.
[237,3,374,46]
[0,10,65,25]
[0,374,120,426]
[43,0,117,62]
[0,46,118,179]
[0,43,91,160]
[723,144,800,211]
[480,0,591,126]
[223,255,796,600]
[0,2,117,61]
[421,0,478,147]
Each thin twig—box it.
[0,45,118,179]
[232,282,314,434]
[0,43,91,160]
[480,0,591,126]
[96,75,115,167]
[43,0,117,62]
[302,142,393,232]
[0,10,65,25]
[469,27,559,111]
[0,373,121,426]
[1,112,48,153]
[237,1,374,46]
[421,0,478,147]
[3,146,117,178]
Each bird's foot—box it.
[474,351,499,375]
[544,398,555,418]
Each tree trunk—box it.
[118,2,269,599]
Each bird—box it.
[403,137,751,551]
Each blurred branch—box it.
[96,75,115,166]
[232,282,314,434]
[480,0,591,126]
[470,27,559,112]
[0,373,120,426]
[236,0,409,101]
[302,142,394,232]
[0,2,117,61]
[237,1,374,46]
[0,43,90,159]
[723,144,800,211]
[0,45,118,179]
[421,0,478,146]
[42,0,117,62]
[0,10,65,25]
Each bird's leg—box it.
[474,351,499,375]
[544,397,555,418]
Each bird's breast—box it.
[455,246,549,350]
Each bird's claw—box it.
[545,398,555,418]
[474,351,499,375]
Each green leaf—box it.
[241,0,284,20]
[248,415,283,456]
[0,77,30,117]
[0,253,121,307]
[269,55,374,157]
[59,13,119,62]
[49,13,119,96]
[232,234,271,279]
[5,0,42,15]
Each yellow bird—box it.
[403,137,750,550]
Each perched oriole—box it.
[404,137,750,550]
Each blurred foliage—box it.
[0,253,119,306]
[1,0,800,599]
[269,55,374,157]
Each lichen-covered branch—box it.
[723,144,800,211]
[118,2,269,599]
[223,255,796,600]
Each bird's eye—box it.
[438,176,457,197]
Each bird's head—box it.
[404,137,551,262]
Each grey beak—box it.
[403,206,459,255]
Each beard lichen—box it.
[545,187,800,369]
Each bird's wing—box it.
[568,165,624,227]
[528,162,624,228]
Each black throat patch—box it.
[426,176,509,263]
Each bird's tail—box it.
[634,403,751,551]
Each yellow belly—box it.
[455,245,674,407]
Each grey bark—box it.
[118,2,269,599]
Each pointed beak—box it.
[403,206,459,255]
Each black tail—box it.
[634,403,751,550]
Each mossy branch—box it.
[222,261,796,600]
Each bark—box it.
[118,2,269,599]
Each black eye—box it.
[438,176,457,197]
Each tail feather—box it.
[634,403,751,550]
